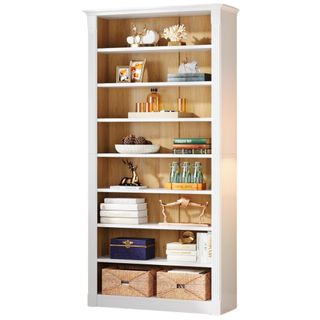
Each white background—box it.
[0,0,320,319]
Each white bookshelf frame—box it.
[86,4,237,315]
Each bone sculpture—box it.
[159,197,209,226]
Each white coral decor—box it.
[162,24,187,42]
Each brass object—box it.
[180,231,195,244]
[136,102,146,112]
[119,160,142,186]
[122,240,134,248]
[159,197,209,226]
[178,98,187,112]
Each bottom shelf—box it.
[97,256,212,268]
[92,294,218,315]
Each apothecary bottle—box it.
[147,88,160,112]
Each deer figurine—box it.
[119,160,141,186]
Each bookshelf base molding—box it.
[95,294,221,315]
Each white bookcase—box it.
[85,4,238,315]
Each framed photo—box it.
[129,59,146,82]
[116,66,131,83]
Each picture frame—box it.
[129,59,146,82]
[116,66,131,83]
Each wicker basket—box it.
[102,266,157,297]
[157,270,211,301]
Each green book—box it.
[173,138,211,144]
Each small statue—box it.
[119,160,141,186]
[159,197,209,225]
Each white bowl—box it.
[115,144,160,154]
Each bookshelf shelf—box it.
[97,223,212,231]
[97,117,212,123]
[97,44,212,54]
[97,188,212,195]
[97,153,212,159]
[86,3,237,315]
[97,81,212,88]
[97,256,211,268]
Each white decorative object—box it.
[162,24,187,43]
[178,60,200,73]
[127,25,159,46]
[115,144,160,154]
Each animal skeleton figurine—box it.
[119,160,141,186]
[159,197,209,225]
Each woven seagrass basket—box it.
[102,266,157,297]
[157,270,211,301]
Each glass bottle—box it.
[147,88,160,112]
[181,162,191,183]
[192,161,203,183]
[169,162,180,183]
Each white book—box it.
[104,198,145,204]
[100,210,147,218]
[166,255,197,262]
[100,203,147,211]
[100,217,148,224]
[110,185,147,190]
[207,232,212,263]
[197,233,205,263]
[166,250,197,256]
[168,268,207,274]
[166,242,197,251]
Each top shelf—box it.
[97,44,211,54]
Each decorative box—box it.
[102,266,157,297]
[157,269,211,300]
[110,237,155,260]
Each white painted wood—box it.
[84,4,238,17]
[97,188,212,195]
[97,44,211,54]
[97,256,211,268]
[96,295,219,314]
[87,14,98,307]
[211,7,222,311]
[97,81,212,88]
[97,153,212,159]
[97,117,212,123]
[219,9,237,314]
[97,223,212,231]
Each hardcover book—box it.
[167,73,211,81]
[172,144,211,149]
[166,242,197,251]
[100,203,147,211]
[173,138,211,144]
[100,210,147,218]
[166,249,197,256]
[100,217,148,224]
[104,198,145,204]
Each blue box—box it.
[110,237,155,260]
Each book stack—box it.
[166,242,197,262]
[99,198,148,224]
[167,73,211,82]
[172,138,211,154]
[197,232,212,264]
